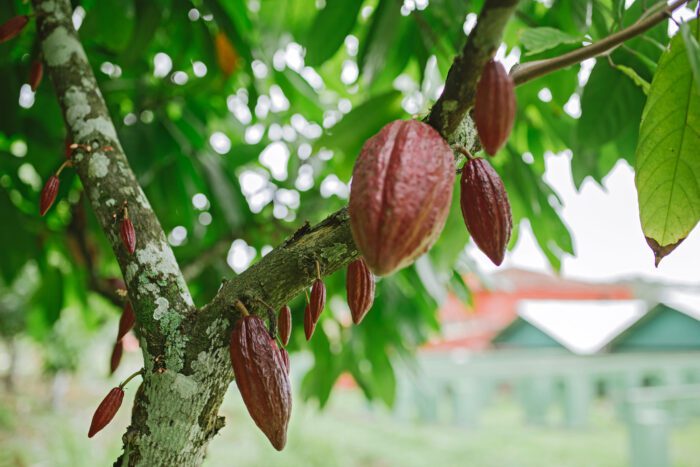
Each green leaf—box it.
[635,19,700,264]
[520,27,581,55]
[577,61,646,147]
[301,0,364,67]
[358,0,404,84]
[681,22,700,92]
[612,64,650,95]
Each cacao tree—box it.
[1,0,698,464]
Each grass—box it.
[1,376,699,467]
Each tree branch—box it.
[32,0,194,373]
[510,0,688,85]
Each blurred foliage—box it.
[0,0,682,406]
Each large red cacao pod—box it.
[309,279,326,323]
[88,387,124,437]
[474,60,516,156]
[460,158,512,266]
[277,305,292,346]
[117,301,135,341]
[349,120,454,276]
[346,258,375,325]
[39,175,60,216]
[229,315,292,450]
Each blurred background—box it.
[1,0,700,466]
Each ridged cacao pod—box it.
[29,60,43,92]
[88,387,124,438]
[349,120,454,276]
[109,340,123,375]
[346,258,375,324]
[460,158,512,266]
[309,279,326,323]
[39,175,60,216]
[117,301,135,341]
[279,347,290,374]
[474,59,516,155]
[303,303,315,341]
[0,15,29,43]
[229,315,292,451]
[277,305,291,346]
[120,218,136,254]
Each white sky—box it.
[470,153,700,286]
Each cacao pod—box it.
[88,387,124,438]
[39,175,60,216]
[28,60,43,92]
[117,301,135,341]
[309,279,326,323]
[349,120,454,276]
[460,157,512,266]
[120,218,136,254]
[0,15,29,43]
[303,303,315,341]
[474,59,516,155]
[110,340,123,375]
[278,305,292,346]
[229,315,292,450]
[279,347,290,374]
[65,138,73,159]
[346,258,375,325]
[215,32,238,77]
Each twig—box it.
[510,0,688,85]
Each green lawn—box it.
[2,375,699,467]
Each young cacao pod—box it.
[29,60,43,92]
[39,175,60,216]
[303,303,315,341]
[277,305,292,346]
[110,340,123,375]
[88,387,124,438]
[346,258,375,325]
[349,120,454,276]
[229,315,292,451]
[309,279,326,323]
[474,59,516,155]
[120,218,136,254]
[460,157,512,266]
[0,15,29,43]
[117,301,135,341]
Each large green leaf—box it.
[577,61,646,148]
[301,0,364,67]
[520,27,581,55]
[635,19,700,264]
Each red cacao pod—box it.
[346,258,375,325]
[474,59,516,155]
[303,303,315,341]
[88,387,124,438]
[278,305,292,346]
[460,158,512,266]
[64,138,73,159]
[29,60,43,92]
[120,218,136,254]
[110,340,123,375]
[117,301,135,341]
[309,279,326,323]
[349,120,454,276]
[0,15,29,43]
[39,175,60,216]
[229,315,292,450]
[279,347,290,374]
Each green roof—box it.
[492,317,566,350]
[608,303,700,352]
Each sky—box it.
[469,154,700,287]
